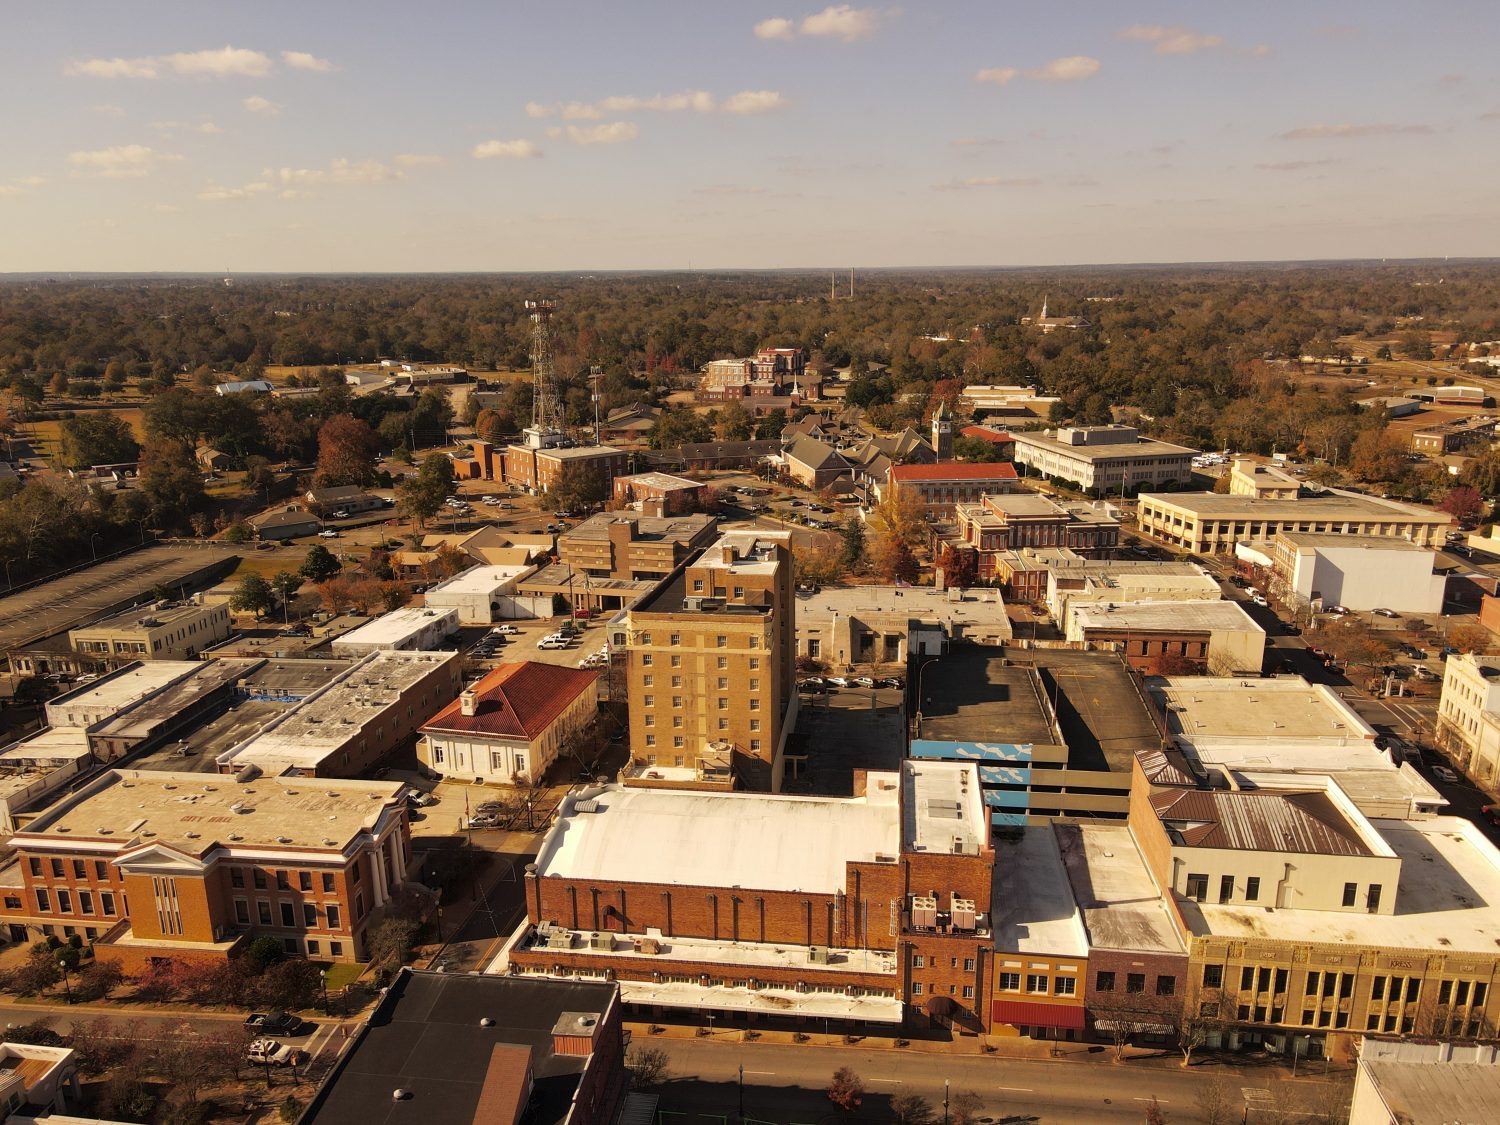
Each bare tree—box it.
[1172,990,1224,1067]
[891,1091,934,1125]
[626,1044,670,1090]
[827,1066,864,1112]
[949,1090,984,1125]
[1193,1077,1235,1125]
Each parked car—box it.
[539,634,571,650]
[1413,665,1439,681]
[247,1040,305,1068]
[1372,608,1401,619]
[852,676,876,688]
[1250,594,1269,607]
[491,624,519,635]
[798,679,828,694]
[875,676,905,689]
[825,676,851,688]
[331,509,350,520]
[1325,605,1349,616]
[404,789,436,807]
[1399,643,1429,659]
[466,813,501,829]
[281,624,311,637]
[318,529,339,538]
[1432,765,1460,784]
[245,1011,305,1037]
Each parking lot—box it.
[783,681,905,797]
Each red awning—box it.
[991,999,1086,1030]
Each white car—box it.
[247,1039,305,1067]
[539,636,571,650]
[1432,765,1460,784]
[1250,594,1268,607]
[318,529,339,538]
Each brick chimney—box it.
[551,1011,603,1056]
[460,690,478,717]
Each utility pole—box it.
[738,1064,744,1125]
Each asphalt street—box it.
[648,1037,1349,1125]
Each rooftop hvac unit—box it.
[546,930,575,950]
[911,895,938,929]
[953,836,967,854]
[589,931,612,951]
[808,945,831,964]
[951,897,977,931]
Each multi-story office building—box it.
[67,600,232,667]
[948,493,1120,596]
[1012,426,1197,494]
[1136,489,1452,554]
[614,531,795,791]
[699,348,808,401]
[887,462,1019,518]
[1227,459,1301,500]
[1436,653,1500,785]
[558,514,719,582]
[0,770,410,967]
[610,471,709,514]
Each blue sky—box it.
[2,1,1497,271]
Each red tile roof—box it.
[889,461,1019,482]
[961,425,1013,442]
[423,661,598,740]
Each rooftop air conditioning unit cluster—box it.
[952,897,977,931]
[588,931,612,951]
[546,929,575,951]
[911,895,938,929]
[808,946,831,964]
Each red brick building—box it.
[0,771,411,971]
[610,471,708,514]
[887,461,1019,517]
[949,493,1120,592]
[508,762,996,1033]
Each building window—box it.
[998,972,1020,991]
[303,904,318,927]
[670,676,680,687]
[1126,973,1145,994]
[56,889,72,913]
[912,983,923,996]
[1027,974,1048,994]
[322,874,335,893]
[27,859,39,877]
[1157,975,1176,996]
[253,869,267,889]
[962,985,974,1000]
[673,736,685,748]
[641,633,652,645]
[231,868,245,889]
[72,860,86,879]
[1245,877,1260,902]
[1055,977,1076,996]
[913,955,924,968]
[276,871,290,891]
[645,735,656,746]
[718,698,728,710]
[326,904,342,929]
[1219,875,1234,903]
[643,675,654,687]
[717,656,728,669]
[34,888,50,912]
[101,892,115,917]
[79,891,94,915]
[642,654,652,666]
[750,739,761,752]
[716,636,727,648]
[257,902,273,925]
[1202,964,1222,989]
[1186,873,1208,902]
[670,634,680,646]
[50,859,63,878]
[1367,884,1382,911]
[1096,971,1115,992]
[1342,883,1357,908]
[1241,966,1255,991]
[964,958,975,972]
[235,899,250,924]
[808,640,821,658]
[750,719,760,731]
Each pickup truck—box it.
[244,1011,305,1037]
[247,1039,306,1067]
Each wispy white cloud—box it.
[67,46,333,80]
[68,144,182,178]
[527,89,779,119]
[151,120,224,135]
[546,122,639,146]
[1256,159,1338,171]
[268,158,401,185]
[198,181,272,201]
[91,103,128,117]
[976,56,1099,85]
[721,90,787,115]
[13,176,47,188]
[282,50,335,73]
[394,153,446,167]
[153,203,181,214]
[471,139,542,160]
[243,95,282,115]
[756,5,883,42]
[936,176,1044,190]
[1280,123,1434,140]
[1119,25,1224,55]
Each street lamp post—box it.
[943,1079,950,1125]
[320,969,330,1016]
[737,1064,744,1125]
[57,956,72,1004]
[429,870,444,942]
[88,532,102,561]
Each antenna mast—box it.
[525,298,566,445]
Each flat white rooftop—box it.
[45,661,200,721]
[1074,600,1263,633]
[331,606,459,649]
[536,777,900,895]
[0,728,91,762]
[1151,675,1376,749]
[991,828,1088,957]
[797,584,1011,630]
[903,762,987,857]
[613,980,903,1023]
[425,564,534,595]
[1055,823,1186,955]
[1188,816,1500,954]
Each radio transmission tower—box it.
[525,298,566,443]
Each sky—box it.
[2,1,1497,272]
